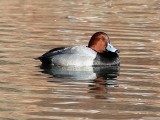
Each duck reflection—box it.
[89,76,118,99]
[40,64,120,99]
[40,64,119,80]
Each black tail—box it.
[38,56,52,64]
[35,47,66,65]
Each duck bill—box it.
[106,43,119,53]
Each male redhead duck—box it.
[38,32,120,66]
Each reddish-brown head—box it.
[88,32,110,53]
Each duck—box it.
[38,32,120,66]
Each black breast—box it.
[93,52,120,66]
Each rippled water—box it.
[0,0,160,120]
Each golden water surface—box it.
[0,0,160,120]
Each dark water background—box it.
[0,0,160,120]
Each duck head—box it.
[88,32,119,53]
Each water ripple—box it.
[0,0,160,120]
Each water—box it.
[0,0,160,120]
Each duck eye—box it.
[105,37,110,43]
